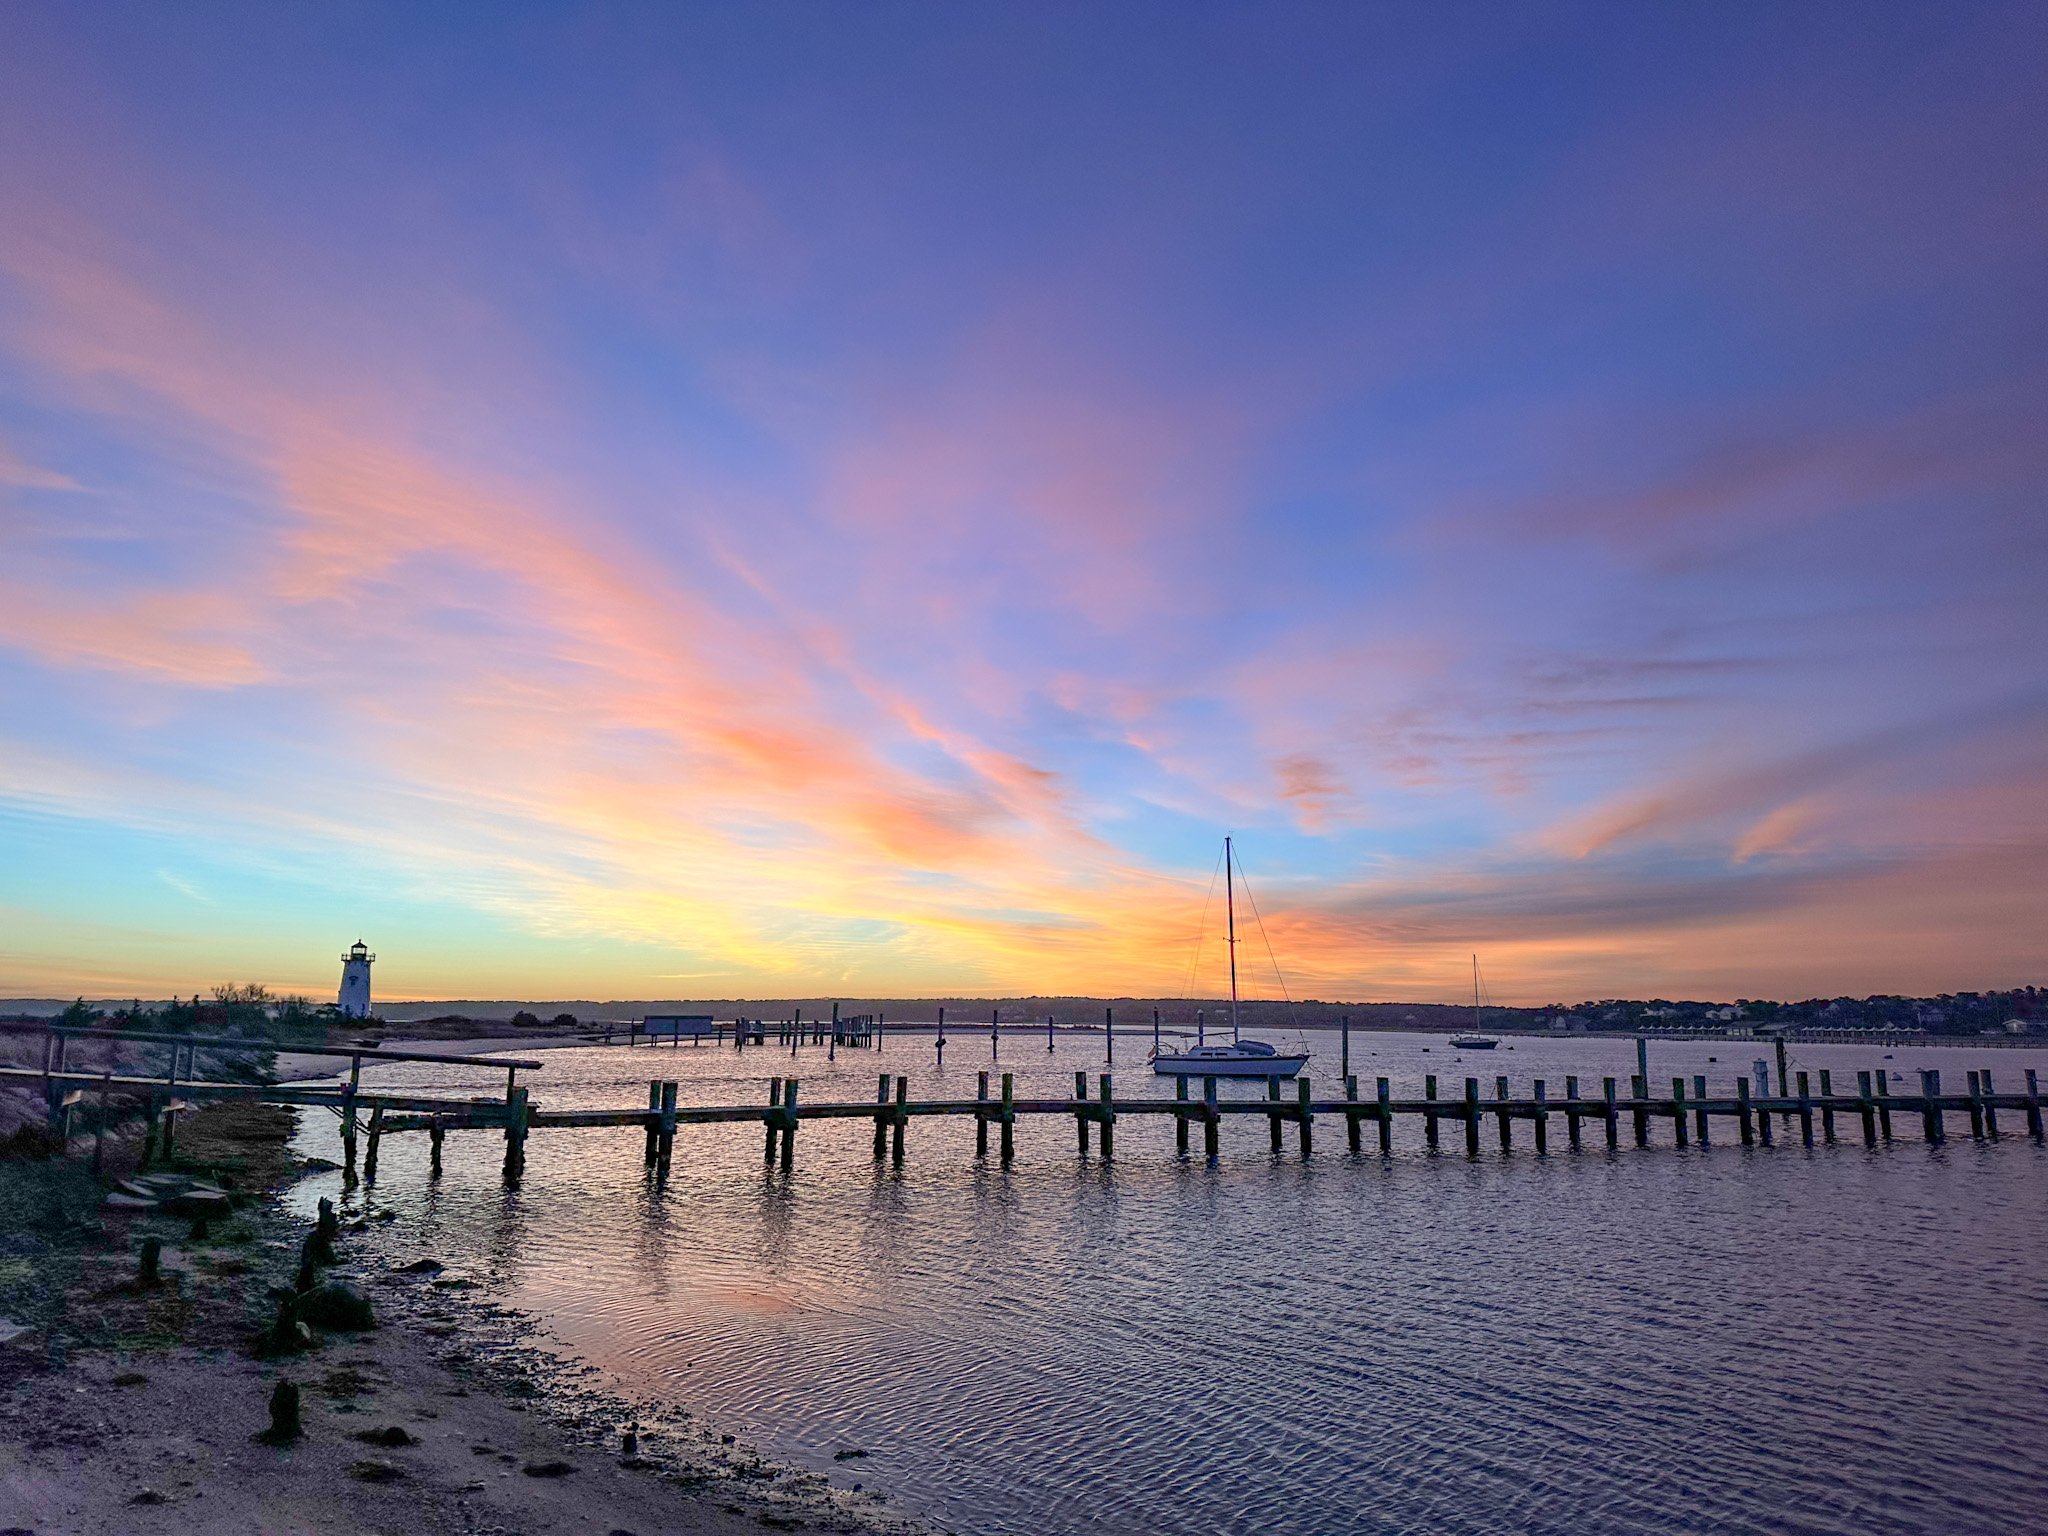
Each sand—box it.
[0,1102,917,1536]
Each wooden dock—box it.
[12,1022,2040,1184]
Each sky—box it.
[1,2,2044,1006]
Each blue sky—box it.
[1,3,2044,1002]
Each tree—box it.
[57,997,101,1029]
[511,1010,541,1028]
[550,1012,579,1028]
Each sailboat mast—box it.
[1226,836,1240,1041]
[1472,953,1480,1030]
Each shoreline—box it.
[0,1099,921,1536]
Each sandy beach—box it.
[0,1097,917,1536]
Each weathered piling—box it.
[657,1081,678,1167]
[502,1085,529,1179]
[1920,1069,1945,1144]
[1075,1071,1092,1155]
[1000,1073,1016,1161]
[892,1074,908,1163]
[429,1118,444,1176]
[1856,1071,1876,1146]
[1737,1077,1756,1144]
[1494,1075,1512,1153]
[1795,1072,1814,1147]
[780,1079,798,1171]
[1693,1074,1710,1146]
[643,1081,661,1165]
[1565,1075,1582,1151]
[1670,1078,1688,1149]
[1875,1069,1894,1140]
[1296,1077,1311,1156]
[1981,1069,1999,1139]
[1376,1076,1392,1154]
[1203,1076,1220,1160]
[1631,1075,1649,1148]
[1101,1074,1117,1158]
[1965,1071,1986,1140]
[1532,1079,1548,1155]
[976,1071,990,1157]
[1424,1074,1440,1151]
[2025,1069,2043,1141]
[1603,1077,1619,1148]
[1344,1075,1362,1152]
[1818,1070,1838,1142]
[1463,1078,1481,1158]
[364,1103,384,1182]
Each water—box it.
[290,1031,2048,1535]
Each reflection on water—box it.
[290,1032,2048,1535]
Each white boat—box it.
[1151,836,1309,1079]
[1155,1038,1309,1077]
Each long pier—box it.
[5,1024,2040,1182]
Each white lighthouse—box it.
[338,940,375,1019]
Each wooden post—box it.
[1532,1079,1548,1155]
[1737,1078,1756,1145]
[1818,1069,1837,1142]
[364,1103,384,1181]
[1636,1036,1650,1101]
[1920,1069,1944,1144]
[1176,1075,1191,1155]
[1795,1071,1814,1147]
[976,1071,990,1157]
[991,1006,999,1061]
[765,1077,783,1163]
[1964,1071,1985,1140]
[502,1085,529,1180]
[1631,1073,1649,1148]
[1424,1074,1440,1151]
[1376,1076,1392,1155]
[873,1074,889,1160]
[1565,1075,1582,1151]
[2024,1069,2043,1141]
[1602,1077,1618,1149]
[1076,1070,1091,1155]
[1344,1074,1361,1152]
[341,1054,361,1172]
[1267,1077,1283,1153]
[1856,1071,1876,1147]
[1875,1067,1893,1141]
[1203,1076,1219,1161]
[1153,1007,1161,1058]
[644,1080,661,1165]
[1670,1078,1689,1148]
[1295,1076,1311,1157]
[1105,1007,1114,1064]
[1341,1015,1350,1080]
[1757,1078,1774,1146]
[1464,1078,1481,1158]
[1100,1073,1116,1159]
[1692,1074,1710,1146]
[1001,1072,1015,1162]
[891,1074,907,1164]
[1980,1068,1999,1139]
[1774,1035,1790,1102]
[91,1071,110,1173]
[1494,1074,1512,1152]
[780,1079,798,1171]
[429,1118,444,1176]
[658,1081,678,1167]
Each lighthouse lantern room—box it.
[339,940,375,1019]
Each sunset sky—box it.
[2,3,2044,1005]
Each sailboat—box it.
[1449,953,1499,1049]
[1151,836,1309,1079]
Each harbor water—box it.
[291,1030,2048,1536]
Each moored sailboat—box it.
[1151,836,1309,1079]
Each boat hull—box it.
[1151,1055,1309,1078]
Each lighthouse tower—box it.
[338,940,375,1020]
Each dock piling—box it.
[1376,1076,1392,1155]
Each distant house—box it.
[2004,1018,2033,1035]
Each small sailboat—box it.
[1151,837,1309,1079]
[1448,954,1499,1050]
